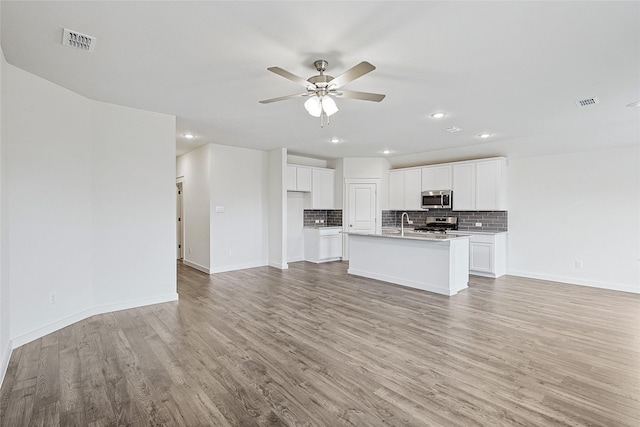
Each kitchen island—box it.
[346,231,470,296]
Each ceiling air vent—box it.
[575,97,599,107]
[444,126,463,133]
[62,28,96,52]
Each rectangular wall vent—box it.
[575,97,599,107]
[62,28,96,52]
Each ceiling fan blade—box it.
[259,93,309,104]
[327,61,376,89]
[267,67,314,88]
[333,90,385,102]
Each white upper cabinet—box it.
[404,169,422,210]
[476,159,507,210]
[453,158,507,211]
[389,171,405,210]
[306,168,335,209]
[389,169,422,210]
[392,157,507,211]
[452,163,476,210]
[287,165,312,192]
[421,165,452,191]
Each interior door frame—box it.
[343,178,381,261]
[176,177,185,260]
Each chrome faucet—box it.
[401,212,412,236]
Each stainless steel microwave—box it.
[421,190,452,209]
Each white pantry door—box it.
[348,183,377,233]
[344,182,379,260]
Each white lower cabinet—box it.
[450,232,507,278]
[304,227,342,263]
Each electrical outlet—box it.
[49,293,55,305]
[229,250,233,257]
[475,222,482,227]
[315,220,319,223]
[575,260,583,269]
[408,220,413,224]
[189,247,192,254]
[320,219,324,223]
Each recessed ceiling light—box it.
[444,126,463,133]
[478,133,492,139]
[382,150,391,155]
[626,101,640,107]
[430,112,446,119]
[330,137,340,144]
[183,133,195,139]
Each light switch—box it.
[215,206,225,213]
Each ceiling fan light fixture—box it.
[321,96,339,116]
[304,96,322,117]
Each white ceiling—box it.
[2,1,639,166]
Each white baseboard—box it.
[0,342,11,390]
[210,261,267,274]
[269,261,289,270]
[9,293,179,349]
[182,259,210,274]
[507,270,639,294]
[348,268,454,296]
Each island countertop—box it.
[346,230,470,242]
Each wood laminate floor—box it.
[1,261,639,426]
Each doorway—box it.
[343,179,381,261]
[176,180,184,260]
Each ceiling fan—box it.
[259,59,385,127]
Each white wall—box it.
[209,144,269,272]
[287,192,305,262]
[343,157,391,210]
[507,146,640,293]
[327,158,344,209]
[5,63,93,339]
[176,144,211,272]
[268,148,287,269]
[0,38,10,382]
[2,63,177,360]
[91,101,177,306]
[287,154,327,168]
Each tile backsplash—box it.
[303,210,343,227]
[382,210,508,232]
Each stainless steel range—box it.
[413,216,458,233]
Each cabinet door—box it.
[470,241,493,273]
[404,169,422,210]
[476,159,506,210]
[286,165,297,191]
[311,168,335,209]
[452,163,476,210]
[434,165,453,190]
[296,167,312,192]
[422,165,452,191]
[319,234,342,260]
[389,171,405,210]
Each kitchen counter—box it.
[346,231,469,296]
[448,230,507,235]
